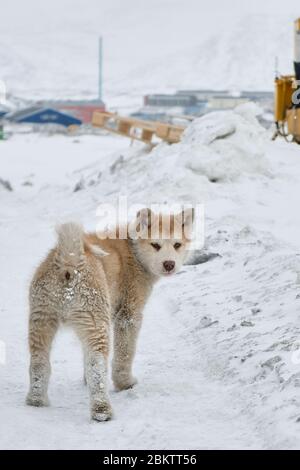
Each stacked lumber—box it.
[92,111,185,146]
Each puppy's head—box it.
[130,208,194,277]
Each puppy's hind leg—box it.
[26,310,58,407]
[73,314,112,422]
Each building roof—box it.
[177,89,228,95]
[145,94,197,106]
[241,91,273,98]
[7,106,42,121]
[38,99,105,107]
[7,106,82,126]
[209,95,249,100]
[0,102,11,112]
[177,90,273,100]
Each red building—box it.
[39,99,105,124]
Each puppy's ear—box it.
[136,207,154,230]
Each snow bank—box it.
[147,102,269,185]
[74,104,269,208]
[168,220,300,449]
[179,103,269,182]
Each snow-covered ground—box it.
[1,105,300,449]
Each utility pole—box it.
[98,36,103,101]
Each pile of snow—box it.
[180,103,269,181]
[73,103,270,207]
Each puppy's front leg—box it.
[112,308,142,391]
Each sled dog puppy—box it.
[26,208,194,421]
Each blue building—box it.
[8,106,82,127]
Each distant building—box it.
[144,94,198,108]
[131,109,168,122]
[140,89,274,121]
[242,91,273,100]
[141,94,207,120]
[208,95,249,110]
[177,89,228,102]
[8,106,82,127]
[39,99,105,124]
[177,89,273,105]
[241,91,273,110]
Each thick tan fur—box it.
[26,209,193,421]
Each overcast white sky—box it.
[2,0,299,35]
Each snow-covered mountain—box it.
[0,0,299,107]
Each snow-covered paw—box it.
[113,375,138,392]
[91,401,113,422]
[26,393,49,407]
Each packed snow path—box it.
[0,213,262,449]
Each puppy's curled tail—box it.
[55,223,85,279]
[55,222,108,281]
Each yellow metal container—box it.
[274,76,295,122]
[273,19,300,143]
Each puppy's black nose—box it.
[163,260,175,272]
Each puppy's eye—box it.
[174,242,182,250]
[151,243,161,251]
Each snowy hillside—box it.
[0,0,299,107]
[1,105,300,449]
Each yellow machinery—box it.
[274,19,300,143]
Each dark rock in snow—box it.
[185,250,221,266]
[261,356,282,370]
[74,179,85,192]
[0,178,13,192]
[241,320,255,327]
[227,324,237,332]
[197,316,219,329]
[110,155,124,174]
[251,307,261,315]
